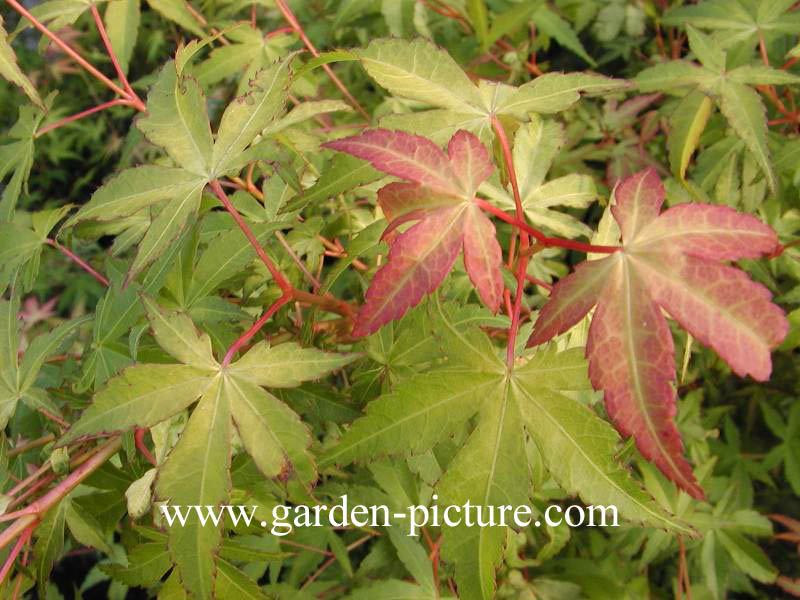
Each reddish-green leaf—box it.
[324,129,502,336]
[529,168,788,498]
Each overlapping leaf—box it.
[323,302,689,600]
[479,115,597,238]
[636,26,800,189]
[528,168,788,499]
[662,0,800,48]
[66,55,289,282]
[323,128,503,337]
[60,297,357,598]
[0,297,90,430]
[356,37,626,144]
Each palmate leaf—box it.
[0,297,89,429]
[479,116,596,239]
[0,16,44,110]
[324,305,689,600]
[355,38,626,144]
[67,55,289,281]
[528,168,788,499]
[636,26,800,189]
[0,102,49,220]
[662,0,800,48]
[60,299,356,598]
[323,129,503,336]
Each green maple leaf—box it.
[0,295,90,430]
[60,295,357,599]
[0,99,52,220]
[354,37,627,145]
[636,26,800,190]
[322,300,690,600]
[65,53,289,283]
[662,0,800,49]
[479,115,597,239]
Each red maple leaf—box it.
[528,168,788,499]
[323,129,502,337]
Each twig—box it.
[36,99,130,137]
[274,0,370,121]
[6,0,132,101]
[45,239,110,287]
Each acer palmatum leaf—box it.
[323,129,502,337]
[528,168,788,499]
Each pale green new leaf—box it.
[728,65,800,86]
[15,0,95,35]
[355,38,487,114]
[467,0,489,49]
[224,377,313,482]
[484,1,543,50]
[137,61,213,177]
[686,25,725,72]
[0,17,44,109]
[212,57,290,175]
[513,380,689,532]
[156,377,229,600]
[635,61,714,92]
[480,119,595,238]
[19,314,91,392]
[0,298,18,392]
[146,0,205,37]
[226,341,357,387]
[215,559,270,600]
[497,72,628,118]
[718,80,775,190]
[663,0,800,47]
[262,100,352,136]
[439,380,527,600]
[127,179,204,281]
[142,296,218,370]
[60,364,214,444]
[65,166,205,225]
[378,109,492,145]
[104,0,140,76]
[321,371,501,467]
[716,529,777,583]
[668,90,714,180]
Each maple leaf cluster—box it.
[326,131,788,498]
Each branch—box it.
[274,0,370,121]
[5,0,132,101]
[45,239,110,287]
[491,116,530,369]
[209,180,292,294]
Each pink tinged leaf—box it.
[447,129,494,197]
[462,205,503,312]
[634,252,788,381]
[527,256,618,346]
[634,204,779,260]
[353,206,466,337]
[587,267,705,499]
[612,168,664,243]
[322,129,462,197]
[378,182,460,236]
